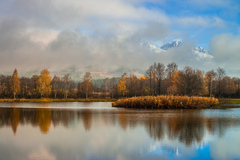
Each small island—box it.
[113,95,218,109]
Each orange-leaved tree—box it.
[37,69,52,97]
[10,68,20,99]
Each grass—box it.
[218,98,240,104]
[113,95,219,109]
[0,98,117,103]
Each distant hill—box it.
[92,77,120,87]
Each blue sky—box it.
[142,0,240,49]
[0,0,240,76]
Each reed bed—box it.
[113,96,218,109]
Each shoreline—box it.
[0,98,117,103]
[1,98,240,109]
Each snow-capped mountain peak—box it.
[141,40,213,59]
[158,41,213,59]
[193,47,213,59]
[140,41,166,53]
[160,40,182,50]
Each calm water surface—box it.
[0,102,240,160]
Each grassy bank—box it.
[0,98,117,103]
[218,98,240,104]
[113,96,218,109]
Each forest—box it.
[0,62,239,99]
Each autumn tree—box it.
[61,74,71,99]
[172,67,203,96]
[128,74,139,96]
[19,77,30,98]
[139,76,149,96]
[233,77,240,96]
[118,73,128,97]
[205,70,216,97]
[82,72,93,99]
[109,78,118,98]
[51,75,61,99]
[170,71,180,95]
[166,62,178,79]
[36,69,52,97]
[0,75,11,98]
[10,68,21,99]
[29,75,39,98]
[166,62,178,94]
[102,78,109,98]
[222,76,236,97]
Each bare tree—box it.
[154,63,165,95]
[166,62,178,79]
[172,67,203,96]
[205,70,216,97]
[61,74,71,99]
[146,65,154,96]
[82,72,93,99]
[216,67,226,98]
[109,78,117,98]
[51,75,61,99]
[166,62,178,94]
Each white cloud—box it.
[209,129,240,159]
[174,16,226,28]
[210,33,240,70]
[25,28,59,46]
[29,146,56,160]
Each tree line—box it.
[0,63,239,99]
[117,63,239,98]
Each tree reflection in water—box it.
[0,106,240,147]
[37,108,51,134]
[80,110,92,131]
[10,108,20,135]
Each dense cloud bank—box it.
[0,0,239,76]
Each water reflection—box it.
[1,106,240,147]
[81,110,92,131]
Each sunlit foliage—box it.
[36,69,52,97]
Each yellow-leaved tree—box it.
[37,69,52,97]
[118,73,128,96]
[10,68,20,99]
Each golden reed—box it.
[113,96,218,109]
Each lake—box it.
[0,102,240,160]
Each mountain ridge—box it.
[141,40,213,59]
